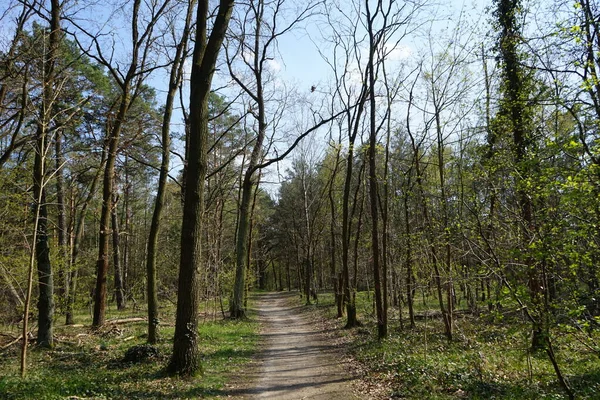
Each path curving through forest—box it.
[231,291,360,399]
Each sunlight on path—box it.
[247,292,359,399]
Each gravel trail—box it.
[231,291,360,399]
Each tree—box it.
[0,2,34,168]
[167,0,235,377]
[494,0,540,348]
[146,0,194,345]
[21,0,62,376]
[33,0,61,350]
[322,3,370,328]
[225,0,321,318]
[71,0,172,327]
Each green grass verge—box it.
[0,300,259,400]
[311,291,600,399]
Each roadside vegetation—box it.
[0,302,259,400]
[311,292,600,400]
[3,0,600,395]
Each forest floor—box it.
[4,290,598,399]
[223,291,362,399]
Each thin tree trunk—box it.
[146,0,194,344]
[407,83,451,340]
[328,147,343,315]
[66,149,106,325]
[55,128,68,309]
[404,185,415,328]
[365,2,385,338]
[434,95,453,341]
[112,193,126,310]
[93,91,130,327]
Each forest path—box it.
[227,291,360,399]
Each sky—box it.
[0,0,489,197]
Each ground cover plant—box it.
[311,291,600,399]
[0,302,259,400]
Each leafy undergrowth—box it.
[0,303,259,400]
[310,292,600,399]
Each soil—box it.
[223,291,361,399]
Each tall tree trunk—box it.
[229,0,268,319]
[34,138,54,349]
[93,91,130,327]
[168,0,235,377]
[231,173,256,318]
[244,175,261,309]
[123,157,131,294]
[342,145,358,328]
[342,92,368,329]
[146,0,194,344]
[112,193,126,310]
[66,149,106,325]
[92,0,164,326]
[365,1,386,339]
[434,93,453,341]
[34,0,62,349]
[302,167,313,305]
[495,0,540,350]
[55,128,68,310]
[327,145,343,317]
[404,185,415,328]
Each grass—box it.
[0,299,259,400]
[311,291,600,399]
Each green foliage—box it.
[315,292,600,399]
[0,302,259,399]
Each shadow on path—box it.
[221,292,359,399]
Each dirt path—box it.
[230,292,360,399]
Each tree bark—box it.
[93,90,130,327]
[341,90,368,329]
[404,185,415,328]
[55,127,68,309]
[365,0,386,339]
[34,0,62,349]
[168,0,235,377]
[229,0,268,319]
[111,193,126,310]
[495,0,539,350]
[146,0,194,344]
[66,149,106,325]
[327,146,343,317]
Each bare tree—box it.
[146,0,195,345]
[0,2,35,167]
[224,0,321,318]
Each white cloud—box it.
[387,44,412,61]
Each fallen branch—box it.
[1,335,22,351]
[105,317,145,325]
